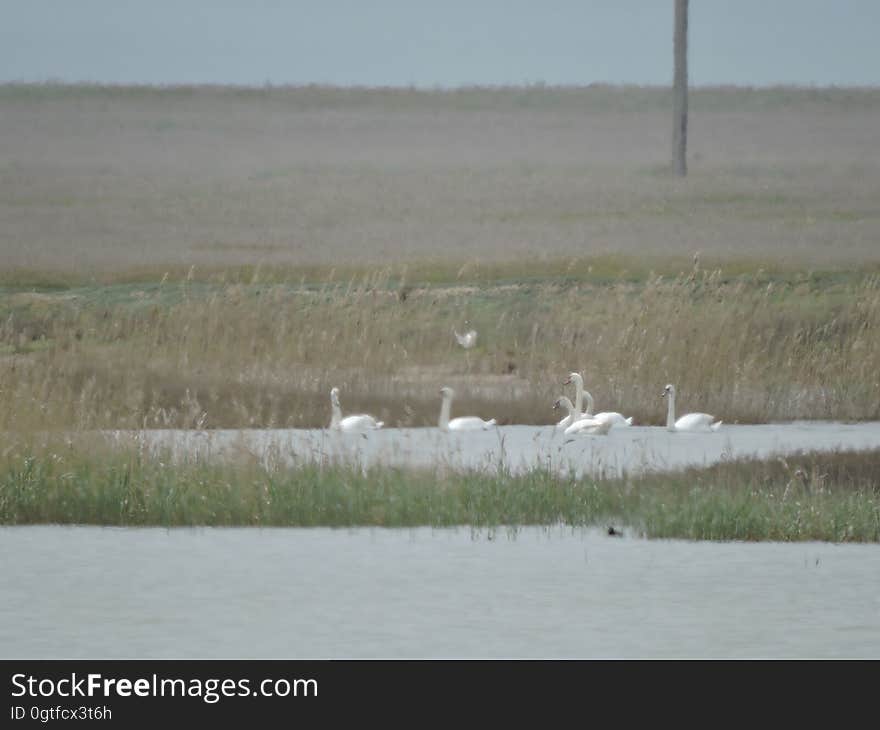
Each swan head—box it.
[563,372,582,386]
[552,397,563,411]
[439,386,454,399]
[661,384,675,398]
[330,387,341,405]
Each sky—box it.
[1,0,878,88]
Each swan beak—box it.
[563,377,571,385]
[660,392,667,398]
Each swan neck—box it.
[572,375,584,414]
[439,394,451,429]
[666,391,676,430]
[330,401,342,428]
[583,391,594,416]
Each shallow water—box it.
[120,421,880,476]
[2,526,878,659]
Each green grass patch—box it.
[1,440,877,541]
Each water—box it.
[122,421,880,477]
[2,526,878,659]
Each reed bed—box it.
[2,264,880,430]
[1,436,877,541]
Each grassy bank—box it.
[3,263,880,429]
[1,439,878,541]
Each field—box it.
[3,84,880,278]
[2,83,880,536]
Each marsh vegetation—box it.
[1,435,878,541]
[3,84,879,538]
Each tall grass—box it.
[2,264,880,430]
[1,437,877,541]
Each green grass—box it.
[2,440,877,541]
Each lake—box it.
[2,525,878,658]
[120,421,880,476]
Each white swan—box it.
[329,387,384,433]
[553,396,612,436]
[563,372,633,428]
[661,384,722,432]
[438,386,496,431]
[453,325,477,349]
[554,394,586,429]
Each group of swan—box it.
[329,375,722,436]
[329,386,496,434]
[552,374,720,434]
[554,372,634,436]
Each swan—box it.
[454,324,477,349]
[554,394,586,429]
[329,387,384,433]
[438,386,496,431]
[553,396,612,436]
[661,384,722,432]
[563,372,633,428]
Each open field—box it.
[2,83,880,279]
[1,436,877,541]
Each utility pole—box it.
[672,0,688,176]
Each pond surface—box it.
[2,526,878,659]
[120,421,880,476]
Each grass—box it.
[1,437,878,541]
[2,262,880,430]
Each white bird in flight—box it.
[454,323,477,349]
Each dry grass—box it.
[2,263,880,429]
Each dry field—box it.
[2,84,880,430]
[2,84,880,278]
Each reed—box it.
[1,436,878,541]
[3,264,880,430]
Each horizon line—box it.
[2,80,880,93]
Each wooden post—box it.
[672,0,688,176]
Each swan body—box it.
[661,384,722,432]
[329,387,384,433]
[438,386,496,431]
[564,372,633,428]
[564,415,613,436]
[593,410,633,428]
[454,327,478,349]
[553,396,612,435]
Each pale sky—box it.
[1,0,878,87]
